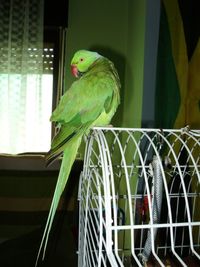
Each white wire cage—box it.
[77,127,200,267]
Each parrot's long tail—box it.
[35,135,82,267]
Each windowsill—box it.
[0,153,61,171]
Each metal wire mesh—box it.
[78,127,200,267]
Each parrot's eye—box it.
[80,58,84,62]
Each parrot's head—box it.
[71,50,102,78]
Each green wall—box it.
[65,0,146,128]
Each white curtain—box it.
[0,0,52,154]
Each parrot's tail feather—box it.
[35,192,58,266]
[35,135,82,267]
[45,131,77,166]
[45,123,90,166]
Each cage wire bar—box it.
[78,127,200,267]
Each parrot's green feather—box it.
[46,123,90,166]
[35,50,120,266]
[35,134,82,265]
[50,58,118,125]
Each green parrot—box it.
[35,49,120,265]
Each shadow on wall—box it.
[90,45,126,127]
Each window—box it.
[0,47,54,154]
[0,0,68,155]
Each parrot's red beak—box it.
[71,64,79,78]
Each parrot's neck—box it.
[87,56,104,70]
[85,57,114,77]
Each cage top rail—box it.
[92,126,200,133]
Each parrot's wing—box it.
[46,71,117,165]
[50,71,116,125]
